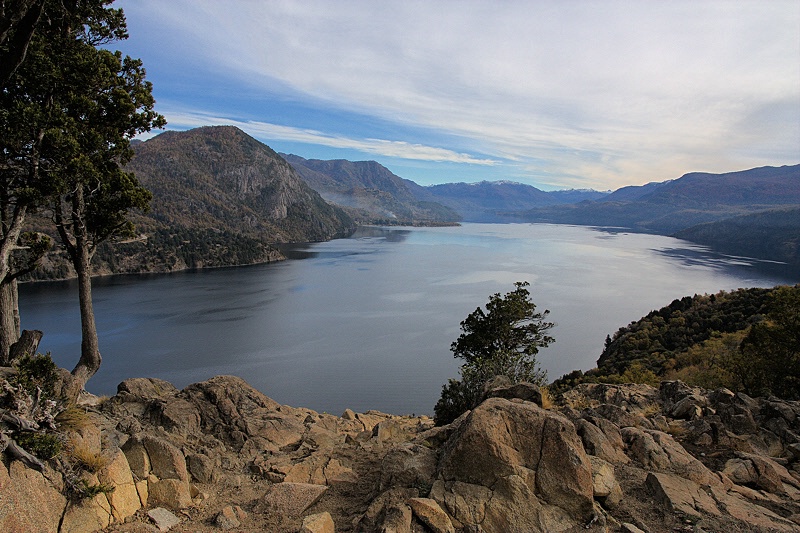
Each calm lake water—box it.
[19,223,798,415]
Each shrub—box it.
[434,282,554,425]
[15,431,62,460]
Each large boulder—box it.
[97,447,141,521]
[0,460,66,533]
[436,398,594,531]
[621,427,717,485]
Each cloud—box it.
[163,111,499,165]
[120,0,800,189]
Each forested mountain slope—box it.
[675,207,800,266]
[555,285,800,399]
[29,127,356,279]
[522,165,800,235]
[283,154,460,225]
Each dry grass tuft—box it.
[67,441,110,473]
[56,407,91,431]
[540,386,553,409]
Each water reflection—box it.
[19,223,798,416]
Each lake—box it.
[18,223,798,415]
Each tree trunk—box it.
[0,202,27,363]
[67,189,101,388]
[8,329,42,364]
[0,279,20,365]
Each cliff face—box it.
[283,154,461,225]
[25,127,357,280]
[2,374,800,532]
[129,126,356,243]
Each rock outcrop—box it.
[2,376,800,532]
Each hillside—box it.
[283,154,460,225]
[675,207,800,266]
[28,127,356,279]
[420,181,608,222]
[554,284,800,399]
[522,165,800,235]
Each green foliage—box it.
[617,362,660,387]
[434,282,554,425]
[552,285,799,400]
[596,287,772,378]
[76,479,115,499]
[433,370,486,428]
[724,285,800,399]
[12,352,59,399]
[14,431,62,460]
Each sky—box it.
[114,0,800,191]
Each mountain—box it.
[419,181,608,222]
[522,165,800,234]
[131,127,354,242]
[29,127,356,279]
[282,154,460,225]
[283,156,608,223]
[675,207,800,266]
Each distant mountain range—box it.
[25,126,799,278]
[283,155,608,223]
[285,152,798,267]
[519,165,800,266]
[281,154,460,225]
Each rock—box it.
[381,505,413,533]
[60,493,112,533]
[258,482,328,516]
[342,408,356,420]
[148,478,193,510]
[117,377,179,401]
[156,397,201,434]
[121,435,151,479]
[571,382,660,411]
[670,394,706,420]
[141,434,189,482]
[373,418,417,444]
[620,524,647,533]
[0,460,66,533]
[437,397,594,530]
[181,376,282,441]
[589,455,621,505]
[64,413,103,456]
[357,487,417,532]
[621,427,717,485]
[97,446,141,521]
[592,403,652,429]
[186,452,215,483]
[408,497,455,533]
[706,484,799,531]
[575,418,629,464]
[645,472,721,518]
[724,452,796,494]
[147,507,181,531]
[214,505,241,530]
[380,442,437,491]
[301,511,335,533]
[484,381,543,406]
[136,478,149,507]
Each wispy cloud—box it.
[164,111,499,165]
[120,0,800,189]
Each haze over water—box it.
[19,223,798,415]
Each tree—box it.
[434,281,555,425]
[47,36,164,388]
[0,0,128,362]
[725,285,800,399]
[0,0,46,87]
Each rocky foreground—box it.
[2,375,800,533]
